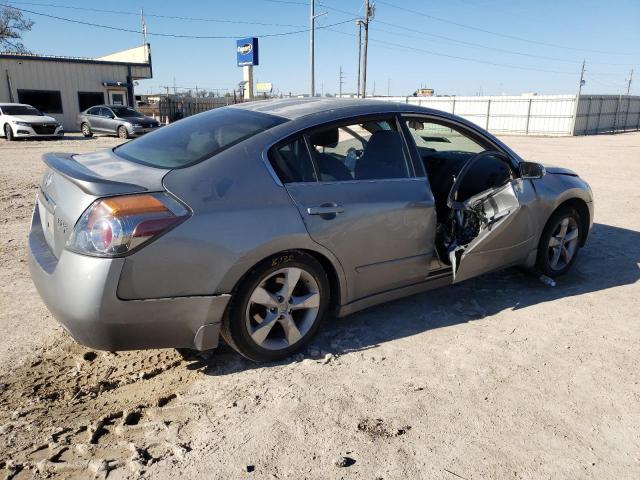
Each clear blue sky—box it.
[9,0,640,96]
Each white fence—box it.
[376,94,640,136]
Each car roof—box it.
[0,103,32,107]
[230,97,442,120]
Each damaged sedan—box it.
[28,98,593,362]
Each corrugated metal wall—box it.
[376,94,640,136]
[0,58,134,130]
[574,95,640,135]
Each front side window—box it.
[115,107,286,169]
[17,90,63,114]
[308,119,410,181]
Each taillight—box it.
[66,193,190,257]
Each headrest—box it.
[309,128,339,147]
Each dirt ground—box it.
[0,132,639,479]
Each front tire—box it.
[117,126,130,139]
[4,124,14,141]
[536,206,583,277]
[81,122,93,137]
[221,251,330,362]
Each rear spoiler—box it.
[43,153,148,196]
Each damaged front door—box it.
[443,151,531,283]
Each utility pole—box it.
[356,19,363,98]
[577,59,586,99]
[339,65,345,97]
[570,60,586,135]
[309,1,327,97]
[310,0,315,97]
[387,78,390,97]
[626,68,634,95]
[362,0,373,98]
[140,8,147,46]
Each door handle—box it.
[307,203,345,215]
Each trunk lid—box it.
[37,149,169,258]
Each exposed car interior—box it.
[270,116,518,270]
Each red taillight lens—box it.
[67,193,189,257]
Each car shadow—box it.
[186,222,640,375]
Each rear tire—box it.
[81,123,93,137]
[4,124,14,141]
[536,206,583,278]
[117,126,130,139]
[221,251,330,362]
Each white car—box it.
[1,103,64,141]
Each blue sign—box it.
[236,37,259,67]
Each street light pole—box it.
[310,0,315,97]
[356,19,363,98]
[362,0,370,98]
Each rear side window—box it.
[115,108,286,169]
[270,137,317,183]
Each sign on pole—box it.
[256,82,273,93]
[237,38,259,67]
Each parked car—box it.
[29,99,593,362]
[1,103,64,141]
[77,105,161,139]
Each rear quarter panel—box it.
[115,132,347,301]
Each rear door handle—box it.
[307,203,345,215]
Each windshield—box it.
[114,107,286,168]
[2,105,44,116]
[111,106,144,118]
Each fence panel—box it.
[378,94,639,136]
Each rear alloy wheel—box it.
[536,207,582,277]
[222,252,330,362]
[4,124,14,141]
[117,126,130,139]
[81,122,93,137]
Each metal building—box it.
[0,45,152,131]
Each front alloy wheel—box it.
[536,206,583,277]
[222,252,330,362]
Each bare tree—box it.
[0,6,33,52]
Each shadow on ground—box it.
[183,223,640,375]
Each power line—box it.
[6,1,306,27]
[322,27,578,75]
[376,0,635,56]
[3,4,357,39]
[316,1,636,67]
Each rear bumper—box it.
[28,206,229,351]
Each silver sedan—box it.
[29,99,593,362]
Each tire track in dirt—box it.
[0,339,208,479]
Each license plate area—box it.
[38,196,55,250]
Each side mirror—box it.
[519,161,545,179]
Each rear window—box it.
[114,108,286,168]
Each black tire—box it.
[117,126,130,139]
[4,124,14,141]
[81,123,93,137]
[536,206,583,278]
[221,251,330,362]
